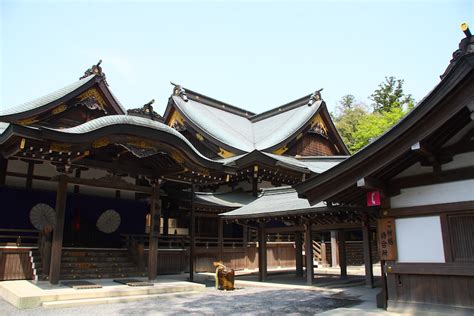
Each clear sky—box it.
[1,0,472,115]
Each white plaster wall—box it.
[390,180,474,208]
[396,216,445,263]
[442,152,474,171]
[393,162,433,179]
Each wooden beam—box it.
[49,175,68,284]
[362,213,374,288]
[389,167,474,190]
[295,232,303,277]
[411,142,432,156]
[357,176,386,192]
[66,176,153,194]
[258,222,267,281]
[304,219,314,285]
[265,225,304,234]
[147,184,160,280]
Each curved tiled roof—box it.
[46,115,218,163]
[172,95,323,153]
[0,76,96,117]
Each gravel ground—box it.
[0,285,359,316]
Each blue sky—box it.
[1,0,472,115]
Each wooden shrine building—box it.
[0,61,350,284]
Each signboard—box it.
[377,217,397,261]
[367,191,381,206]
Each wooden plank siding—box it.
[0,249,34,281]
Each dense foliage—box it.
[333,77,415,154]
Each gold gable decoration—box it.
[17,116,39,126]
[218,147,235,158]
[273,144,288,155]
[77,88,107,111]
[51,104,68,115]
[310,114,328,135]
[168,110,186,130]
[92,137,110,148]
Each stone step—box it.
[42,291,203,309]
[60,272,145,280]
[62,251,130,258]
[60,266,139,275]
[61,261,136,268]
[62,256,132,263]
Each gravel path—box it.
[0,286,359,316]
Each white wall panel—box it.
[396,216,445,263]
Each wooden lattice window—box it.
[447,213,474,262]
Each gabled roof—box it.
[219,150,347,174]
[194,190,256,208]
[165,87,348,155]
[0,74,125,124]
[220,186,326,219]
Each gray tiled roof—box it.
[0,76,96,117]
[220,186,325,218]
[195,190,256,208]
[218,152,347,174]
[47,115,219,163]
[172,96,322,152]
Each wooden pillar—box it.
[189,184,196,282]
[295,232,303,277]
[148,183,160,280]
[362,213,374,287]
[242,226,248,269]
[252,165,258,197]
[330,230,339,267]
[163,214,169,236]
[218,218,224,261]
[0,157,8,186]
[73,169,81,194]
[304,219,314,285]
[257,222,267,281]
[49,175,68,285]
[338,230,347,278]
[25,161,34,189]
[41,231,52,277]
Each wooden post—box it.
[258,222,267,281]
[304,219,314,285]
[295,232,303,277]
[189,184,196,282]
[49,175,68,285]
[330,230,339,267]
[242,226,248,269]
[320,242,328,266]
[218,218,224,261]
[148,183,160,280]
[163,215,169,236]
[26,161,34,189]
[0,157,8,186]
[41,231,52,277]
[73,169,81,194]
[362,213,374,287]
[338,230,347,278]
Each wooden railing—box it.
[0,228,40,247]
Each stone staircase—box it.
[31,248,144,281]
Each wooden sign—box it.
[377,217,397,261]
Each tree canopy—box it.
[334,77,414,154]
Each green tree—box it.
[334,77,415,154]
[333,95,368,153]
[370,76,415,113]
